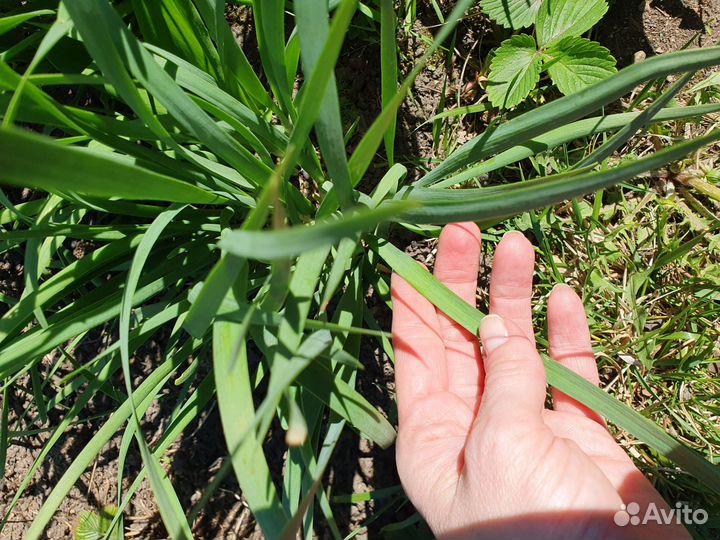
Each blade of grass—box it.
[423,103,493,124]
[272,0,358,204]
[260,244,332,522]
[416,45,720,186]
[0,199,44,225]
[3,9,72,128]
[319,163,404,310]
[0,9,54,37]
[21,195,64,333]
[188,282,387,338]
[252,0,294,116]
[213,314,289,538]
[0,68,255,191]
[295,361,396,449]
[0,244,212,379]
[1,302,185,530]
[249,320,395,450]
[259,330,334,439]
[219,201,416,260]
[319,239,358,313]
[576,70,696,169]
[347,0,477,186]
[192,0,275,111]
[131,0,223,83]
[26,333,196,537]
[0,127,225,203]
[146,44,285,154]
[380,0,398,165]
[0,388,8,481]
[64,0,272,187]
[295,0,354,209]
[118,203,193,539]
[182,168,283,339]
[183,254,242,339]
[106,372,217,540]
[280,420,341,540]
[431,103,720,188]
[0,235,143,344]
[392,129,720,224]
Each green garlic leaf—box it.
[487,34,542,109]
[536,0,608,47]
[546,36,617,95]
[480,0,544,29]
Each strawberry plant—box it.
[483,0,618,108]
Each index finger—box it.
[391,272,447,424]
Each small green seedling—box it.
[483,0,617,108]
[74,505,119,540]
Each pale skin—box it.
[391,222,692,540]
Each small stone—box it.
[619,353,639,366]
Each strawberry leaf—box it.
[536,0,609,47]
[546,36,617,95]
[480,0,544,29]
[487,34,542,109]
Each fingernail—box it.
[502,230,525,240]
[551,283,571,292]
[480,314,509,355]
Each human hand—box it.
[391,222,691,540]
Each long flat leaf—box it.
[347,0,477,187]
[2,357,121,530]
[192,0,274,111]
[396,129,720,223]
[256,331,334,444]
[26,337,195,537]
[417,45,720,186]
[0,245,212,378]
[146,44,284,153]
[213,316,289,538]
[296,361,396,449]
[0,9,54,37]
[107,374,216,539]
[576,70,695,168]
[219,201,416,260]
[0,127,223,203]
[295,0,354,208]
[63,0,272,186]
[253,0,294,115]
[118,205,192,539]
[433,103,720,188]
[379,0,398,164]
[131,0,222,82]
[182,166,287,338]
[275,0,358,193]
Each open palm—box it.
[391,223,690,540]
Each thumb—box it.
[478,314,546,420]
